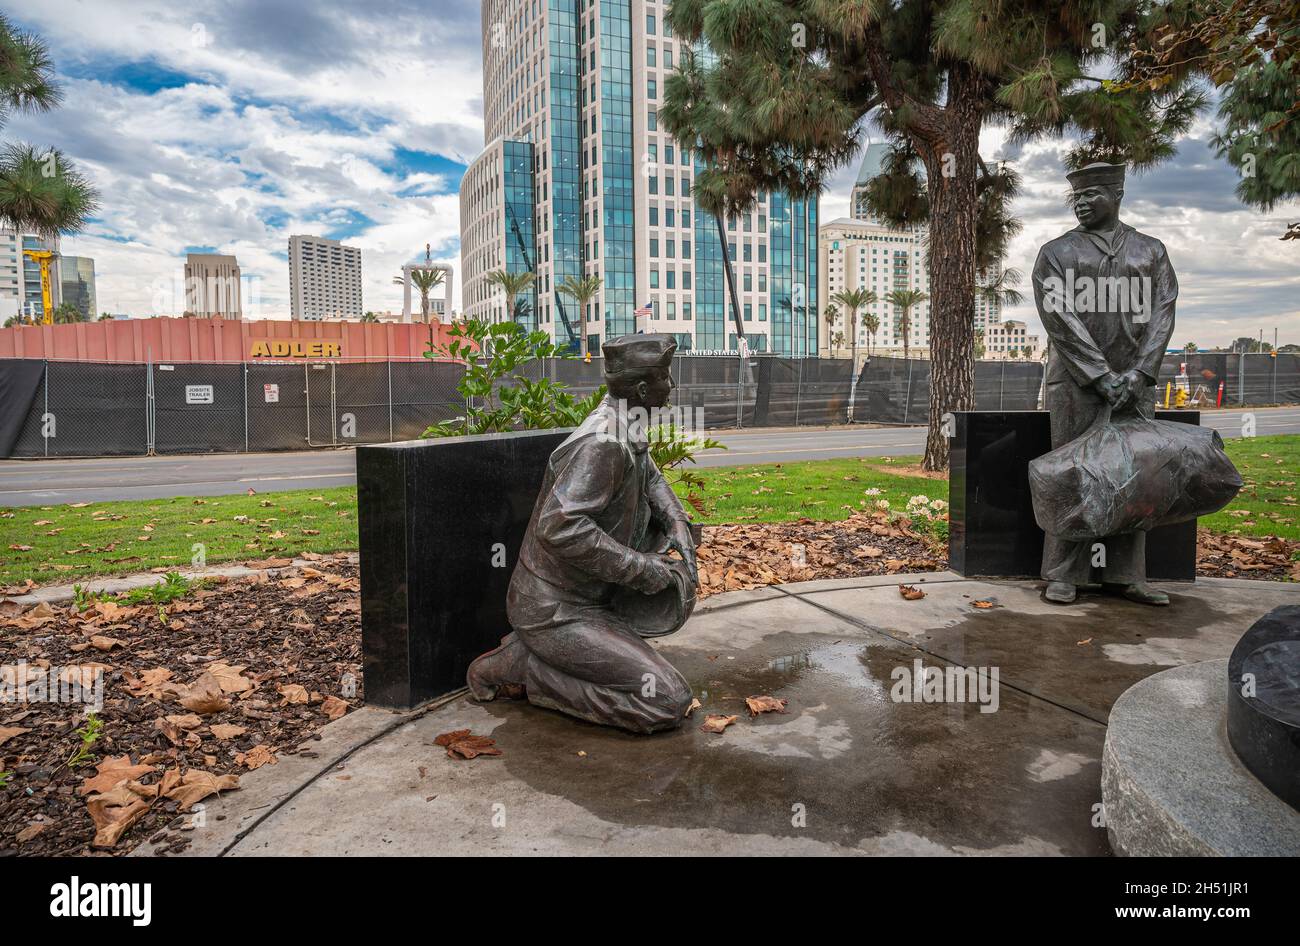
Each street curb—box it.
[1,553,361,607]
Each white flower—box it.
[864,488,882,496]
[874,499,891,510]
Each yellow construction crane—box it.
[22,248,56,325]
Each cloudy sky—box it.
[6,1,1298,346]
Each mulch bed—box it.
[1,517,1294,857]
[0,553,362,857]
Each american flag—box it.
[633,301,653,319]
[633,300,653,332]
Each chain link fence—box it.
[852,356,1047,424]
[1,351,1293,458]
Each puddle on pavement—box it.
[480,629,1109,855]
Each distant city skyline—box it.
[2,2,1296,346]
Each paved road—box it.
[0,406,1295,507]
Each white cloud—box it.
[5,1,482,318]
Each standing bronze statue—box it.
[1032,162,1179,606]
[467,334,698,733]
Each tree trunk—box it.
[919,96,981,472]
[715,215,745,343]
[580,307,588,357]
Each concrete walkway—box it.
[136,572,1300,857]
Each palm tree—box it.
[52,301,82,324]
[831,287,876,371]
[392,269,444,324]
[860,312,881,358]
[557,273,602,357]
[0,16,98,237]
[360,311,379,323]
[822,303,839,355]
[886,289,929,362]
[97,312,113,321]
[832,330,846,357]
[484,269,536,326]
[977,268,1026,310]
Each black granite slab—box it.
[357,429,570,709]
[1228,605,1300,810]
[949,410,1198,581]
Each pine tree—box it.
[662,0,1204,469]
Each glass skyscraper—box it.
[460,0,819,355]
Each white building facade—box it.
[459,0,819,355]
[184,253,242,318]
[822,144,1004,360]
[288,235,362,321]
[0,229,61,323]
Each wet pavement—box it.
[147,572,1300,857]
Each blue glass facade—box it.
[599,0,636,339]
[548,0,582,348]
[502,139,537,331]
[767,193,818,355]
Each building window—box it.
[647,13,656,34]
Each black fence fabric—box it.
[0,352,1291,458]
[852,357,1048,424]
[0,359,43,458]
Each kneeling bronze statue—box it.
[467,334,698,733]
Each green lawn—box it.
[1201,434,1300,540]
[1,433,1295,587]
[675,456,946,524]
[1,487,358,587]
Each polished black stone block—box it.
[357,429,569,709]
[949,410,1198,581]
[1228,605,1300,810]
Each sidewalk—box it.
[132,571,1300,857]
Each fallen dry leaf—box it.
[165,713,204,731]
[434,729,502,759]
[745,695,789,717]
[16,822,47,844]
[86,782,154,848]
[160,768,240,811]
[208,662,253,694]
[0,726,30,748]
[684,697,702,718]
[320,695,349,720]
[899,584,927,600]
[178,672,231,715]
[124,667,177,699]
[209,723,247,740]
[78,755,156,796]
[971,600,996,609]
[699,714,739,734]
[235,745,278,770]
[276,682,309,706]
[89,635,126,651]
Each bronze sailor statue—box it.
[467,334,698,732]
[1030,161,1239,605]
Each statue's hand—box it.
[665,519,699,587]
[1092,371,1125,407]
[1112,369,1147,413]
[635,554,677,595]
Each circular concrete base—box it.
[1102,659,1300,856]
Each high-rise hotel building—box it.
[819,144,1001,358]
[288,235,363,321]
[459,0,819,355]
